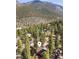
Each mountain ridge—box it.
[16,0,63,27]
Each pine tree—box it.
[40,31,45,44]
[17,39,22,55]
[57,35,62,48]
[25,36,31,59]
[43,49,50,59]
[49,30,55,55]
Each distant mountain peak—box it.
[16,1,63,18]
[32,0,42,3]
[33,0,40,2]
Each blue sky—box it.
[17,0,63,6]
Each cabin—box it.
[16,27,22,30]
[45,30,51,36]
[26,33,32,37]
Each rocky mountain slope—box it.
[16,0,63,27]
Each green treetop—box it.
[17,39,22,55]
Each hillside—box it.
[16,1,63,59]
[16,0,63,27]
